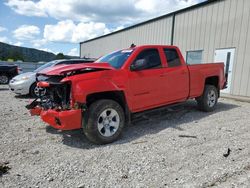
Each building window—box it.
[186,50,203,65]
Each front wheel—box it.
[196,85,218,112]
[83,99,125,144]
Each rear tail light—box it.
[17,67,22,74]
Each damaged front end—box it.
[26,74,82,130]
[26,63,114,130]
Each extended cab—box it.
[26,45,226,144]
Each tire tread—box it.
[196,85,218,112]
[83,99,125,144]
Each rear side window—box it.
[164,48,181,67]
[133,49,162,70]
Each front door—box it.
[127,48,165,111]
[214,48,235,94]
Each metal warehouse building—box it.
[80,0,250,98]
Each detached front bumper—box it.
[40,109,82,130]
[29,106,82,130]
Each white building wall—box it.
[80,0,250,97]
[174,0,250,97]
[80,17,173,58]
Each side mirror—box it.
[130,59,147,71]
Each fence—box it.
[0,61,46,73]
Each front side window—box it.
[164,48,181,67]
[186,50,203,65]
[95,49,133,69]
[131,48,162,70]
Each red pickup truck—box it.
[27,45,226,144]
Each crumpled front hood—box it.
[38,62,115,76]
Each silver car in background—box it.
[9,59,95,97]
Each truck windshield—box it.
[95,49,134,69]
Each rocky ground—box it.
[0,85,250,188]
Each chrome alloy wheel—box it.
[207,90,216,107]
[97,108,120,137]
[34,85,46,97]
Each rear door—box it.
[127,48,166,111]
[162,48,189,102]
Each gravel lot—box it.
[0,84,250,188]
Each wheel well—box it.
[0,72,9,77]
[86,91,127,110]
[205,76,220,96]
[205,76,218,87]
[86,91,130,123]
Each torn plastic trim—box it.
[25,98,42,116]
[26,98,39,110]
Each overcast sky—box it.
[0,0,205,56]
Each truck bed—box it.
[187,63,225,98]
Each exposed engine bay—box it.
[26,63,113,111]
[26,74,71,111]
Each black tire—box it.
[0,74,9,84]
[30,83,38,98]
[196,85,218,112]
[29,82,46,98]
[83,99,125,144]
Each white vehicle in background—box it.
[9,58,95,97]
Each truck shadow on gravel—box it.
[45,100,239,149]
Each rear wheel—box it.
[196,85,218,112]
[30,82,46,98]
[0,74,9,84]
[83,99,125,144]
